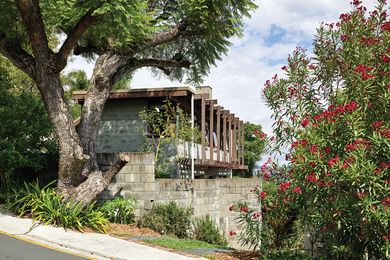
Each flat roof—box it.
[73,86,212,103]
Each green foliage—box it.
[5,181,108,232]
[262,250,310,260]
[61,70,90,119]
[263,2,389,259]
[139,99,201,177]
[99,197,137,224]
[192,215,228,246]
[231,179,303,252]
[61,70,90,92]
[60,69,131,119]
[138,201,194,238]
[142,237,227,250]
[243,122,267,175]
[1,0,257,83]
[0,58,57,191]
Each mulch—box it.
[105,223,260,259]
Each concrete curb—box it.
[0,207,205,260]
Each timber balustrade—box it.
[197,95,246,170]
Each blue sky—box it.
[66,0,380,144]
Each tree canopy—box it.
[0,0,256,83]
[0,0,257,204]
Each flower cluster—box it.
[292,186,302,194]
[354,64,374,80]
[278,181,291,192]
[345,139,368,152]
[306,173,318,183]
[260,157,272,180]
[313,101,358,123]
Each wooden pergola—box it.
[197,95,246,170]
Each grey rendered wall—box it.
[96,99,147,153]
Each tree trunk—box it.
[34,68,87,199]
[35,54,128,204]
[78,53,125,176]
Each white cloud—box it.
[65,0,381,138]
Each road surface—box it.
[0,232,93,260]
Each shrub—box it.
[231,179,303,252]
[0,59,57,192]
[192,215,228,246]
[263,2,389,258]
[5,181,108,232]
[99,197,137,224]
[138,201,194,238]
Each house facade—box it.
[74,87,256,247]
[74,86,247,178]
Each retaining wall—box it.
[99,152,259,247]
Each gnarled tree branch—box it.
[16,0,51,62]
[130,19,204,53]
[56,10,99,71]
[140,20,189,49]
[0,32,36,79]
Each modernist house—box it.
[74,86,247,178]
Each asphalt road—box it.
[0,232,93,260]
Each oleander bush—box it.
[233,2,389,259]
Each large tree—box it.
[0,0,256,204]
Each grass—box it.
[142,236,230,250]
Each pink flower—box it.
[301,117,310,128]
[240,207,249,213]
[279,181,291,192]
[354,64,373,73]
[328,156,340,167]
[229,231,236,236]
[344,101,358,112]
[251,211,261,219]
[299,139,308,146]
[372,121,384,129]
[263,172,271,181]
[354,64,374,80]
[361,72,374,80]
[306,173,318,183]
[259,132,267,139]
[339,13,351,22]
[340,35,348,41]
[260,191,267,200]
[381,21,390,31]
[382,54,390,62]
[292,186,302,194]
[352,0,361,6]
[309,145,318,154]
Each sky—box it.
[65,0,380,144]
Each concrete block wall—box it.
[99,152,259,247]
[97,99,147,153]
